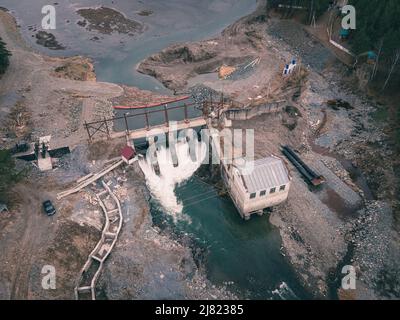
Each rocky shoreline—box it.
[134,2,400,299]
[0,8,239,300]
[76,7,144,36]
[1,1,399,299]
[85,158,236,300]
[137,1,269,95]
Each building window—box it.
[280,185,286,191]
[260,190,266,196]
[250,192,256,199]
[270,187,276,194]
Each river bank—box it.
[136,3,400,299]
[0,8,234,299]
[0,1,308,300]
[1,0,257,92]
[1,1,399,299]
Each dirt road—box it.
[2,184,56,299]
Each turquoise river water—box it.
[1,0,310,299]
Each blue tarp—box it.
[340,28,350,37]
[368,51,377,60]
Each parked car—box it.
[42,200,56,216]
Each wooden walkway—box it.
[74,180,123,300]
[56,159,124,200]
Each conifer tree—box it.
[0,37,11,75]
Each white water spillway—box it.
[139,137,207,220]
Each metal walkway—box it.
[111,117,206,140]
[84,96,204,142]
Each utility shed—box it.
[121,145,136,164]
[222,156,291,220]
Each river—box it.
[1,0,257,92]
[150,175,309,299]
[2,0,309,299]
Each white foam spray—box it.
[271,281,298,300]
[139,138,207,221]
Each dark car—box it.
[42,200,56,216]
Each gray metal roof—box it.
[236,156,290,193]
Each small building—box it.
[121,145,136,164]
[222,156,291,220]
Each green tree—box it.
[0,37,11,75]
[351,25,370,54]
[0,150,27,204]
[348,0,400,89]
[349,0,400,56]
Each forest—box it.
[0,37,11,75]
[349,0,400,56]
[269,0,399,90]
[0,150,26,205]
[268,0,399,55]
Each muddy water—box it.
[2,0,257,93]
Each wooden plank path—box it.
[56,159,124,200]
[74,180,123,300]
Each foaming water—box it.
[271,282,299,300]
[139,139,207,221]
[139,138,310,299]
